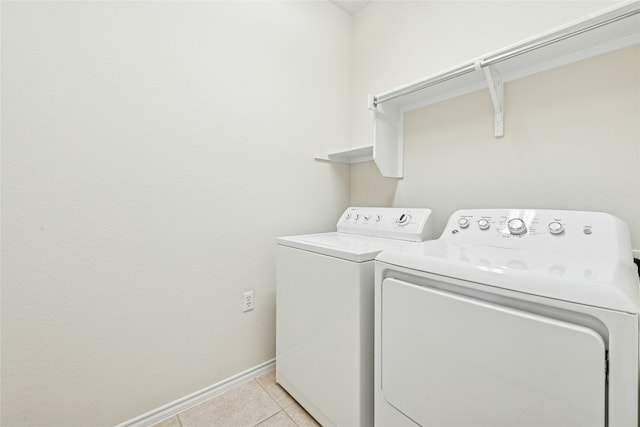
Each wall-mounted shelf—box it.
[316,1,640,179]
[314,144,373,164]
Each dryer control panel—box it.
[444,209,632,255]
[337,207,434,242]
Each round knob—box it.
[458,218,470,228]
[548,221,564,235]
[375,215,382,222]
[396,213,411,226]
[478,219,490,230]
[354,214,360,221]
[364,215,371,221]
[345,214,351,220]
[507,218,527,235]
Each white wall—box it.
[349,0,640,248]
[1,2,351,425]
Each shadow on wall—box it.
[348,161,399,207]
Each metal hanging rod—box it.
[481,6,640,67]
[372,2,640,107]
[372,63,477,106]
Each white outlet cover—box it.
[243,291,254,312]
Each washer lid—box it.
[277,232,421,263]
[377,240,640,313]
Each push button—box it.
[548,221,564,235]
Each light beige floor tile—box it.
[256,370,295,408]
[255,410,297,427]
[283,401,321,427]
[179,380,280,427]
[151,416,181,427]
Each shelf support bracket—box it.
[367,94,377,111]
[482,65,504,137]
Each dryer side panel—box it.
[381,278,606,427]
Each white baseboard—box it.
[115,358,276,427]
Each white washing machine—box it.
[374,209,640,427]
[276,207,434,427]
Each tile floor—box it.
[151,370,320,427]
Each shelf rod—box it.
[372,2,639,107]
[481,6,640,67]
[373,63,477,106]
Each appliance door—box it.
[381,278,606,427]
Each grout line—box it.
[254,370,291,410]
[282,409,299,427]
[252,378,283,426]
[253,372,303,426]
[251,410,291,427]
[254,376,276,403]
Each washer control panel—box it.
[444,209,628,251]
[337,207,434,242]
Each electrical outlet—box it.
[242,291,254,312]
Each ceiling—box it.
[329,0,372,16]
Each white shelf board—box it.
[314,144,373,164]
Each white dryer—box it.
[374,209,640,427]
[277,207,434,427]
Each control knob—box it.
[478,218,490,230]
[458,218,470,228]
[548,221,564,235]
[507,218,527,235]
[396,213,411,226]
